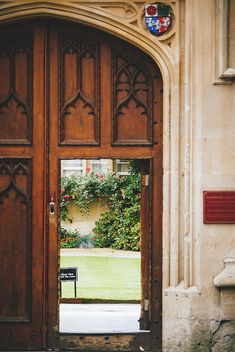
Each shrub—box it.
[60,162,141,251]
[60,227,80,248]
[92,165,141,251]
[93,196,141,251]
[60,227,95,249]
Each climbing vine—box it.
[60,163,141,251]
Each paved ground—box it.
[60,303,142,333]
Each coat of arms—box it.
[145,4,171,36]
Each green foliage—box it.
[60,227,95,249]
[60,163,141,251]
[60,172,119,219]
[93,165,141,251]
[60,227,80,248]
[91,212,116,248]
[93,194,140,251]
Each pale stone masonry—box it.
[0,1,234,351]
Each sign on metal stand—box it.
[60,267,78,298]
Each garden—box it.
[59,161,141,301]
[60,162,141,251]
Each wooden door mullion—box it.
[47,26,60,349]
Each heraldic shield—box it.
[145,4,171,36]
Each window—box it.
[89,159,110,174]
[61,159,130,177]
[61,160,83,177]
[114,159,130,176]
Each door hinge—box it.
[142,175,150,187]
[144,299,150,311]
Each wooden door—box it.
[47,22,163,351]
[0,23,46,350]
[0,20,162,351]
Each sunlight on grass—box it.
[60,256,141,300]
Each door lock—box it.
[49,197,55,215]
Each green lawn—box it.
[60,255,140,301]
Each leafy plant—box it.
[93,187,141,251]
[60,227,80,248]
[60,163,141,251]
[60,227,95,249]
[93,165,141,251]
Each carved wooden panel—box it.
[0,159,32,322]
[59,33,100,145]
[112,51,153,145]
[0,33,33,144]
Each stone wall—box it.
[62,202,105,237]
[0,1,234,351]
[163,1,235,351]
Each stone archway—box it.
[0,2,181,351]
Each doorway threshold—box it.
[60,303,143,333]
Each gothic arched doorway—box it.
[0,20,162,351]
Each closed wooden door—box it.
[0,23,46,350]
[0,20,162,351]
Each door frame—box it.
[46,20,163,351]
[55,156,161,352]
[0,13,167,351]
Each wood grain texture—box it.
[50,22,163,351]
[139,160,151,331]
[0,159,31,322]
[0,23,46,350]
[112,49,154,145]
[0,20,163,352]
[0,30,32,144]
[59,31,100,145]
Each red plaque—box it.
[203,191,235,224]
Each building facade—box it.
[0,1,234,351]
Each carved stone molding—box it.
[214,258,235,320]
[214,258,235,288]
[213,0,235,84]
[0,1,176,45]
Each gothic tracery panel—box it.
[59,34,99,145]
[0,34,33,144]
[112,52,153,145]
[0,159,32,322]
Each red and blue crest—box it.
[145,4,171,36]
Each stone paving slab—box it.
[60,303,142,333]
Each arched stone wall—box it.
[0,0,182,292]
[0,2,190,351]
[2,3,235,352]
[0,1,176,82]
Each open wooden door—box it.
[0,19,162,351]
[47,21,163,351]
[0,23,46,350]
